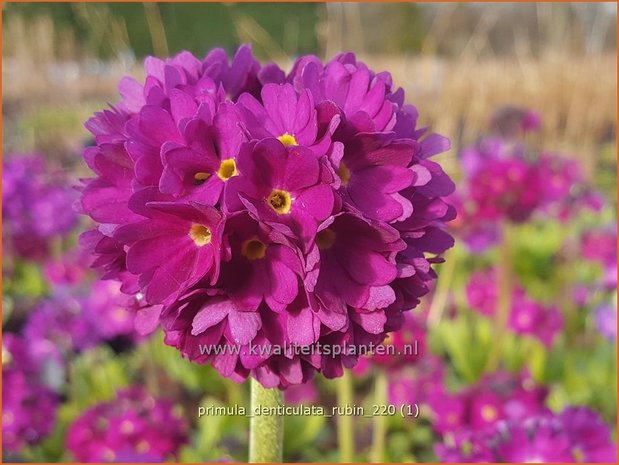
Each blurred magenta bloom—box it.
[24,278,139,362]
[2,334,59,454]
[79,45,456,388]
[387,355,445,408]
[595,303,617,341]
[2,154,78,259]
[490,106,542,139]
[436,406,616,463]
[581,228,617,290]
[452,110,601,253]
[466,268,563,346]
[66,387,188,462]
[428,370,548,436]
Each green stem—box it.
[485,222,513,373]
[427,247,458,326]
[249,379,284,463]
[337,370,354,463]
[370,369,388,463]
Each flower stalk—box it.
[370,369,388,462]
[249,379,284,463]
[485,222,513,372]
[337,370,355,462]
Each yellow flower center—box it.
[2,346,11,366]
[193,172,210,185]
[242,237,267,260]
[136,441,150,454]
[217,159,238,181]
[382,332,394,346]
[572,447,585,462]
[3,411,14,426]
[120,420,135,434]
[267,189,292,214]
[316,229,336,250]
[277,133,298,147]
[189,224,212,247]
[337,162,351,186]
[480,405,497,422]
[112,307,128,322]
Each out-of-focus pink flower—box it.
[66,387,188,462]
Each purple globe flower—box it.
[66,387,188,462]
[79,45,455,388]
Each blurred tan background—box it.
[3,2,617,195]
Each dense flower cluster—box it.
[435,406,616,463]
[79,45,455,388]
[466,268,563,346]
[450,109,602,252]
[2,154,77,259]
[24,278,139,363]
[428,371,548,436]
[2,334,59,454]
[66,387,188,462]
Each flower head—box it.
[80,46,455,388]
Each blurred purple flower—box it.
[595,303,616,341]
[387,355,444,408]
[2,334,59,453]
[436,406,616,463]
[429,371,548,436]
[581,228,617,291]
[66,387,188,462]
[2,154,78,259]
[24,277,139,361]
[466,267,563,346]
[456,113,597,231]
